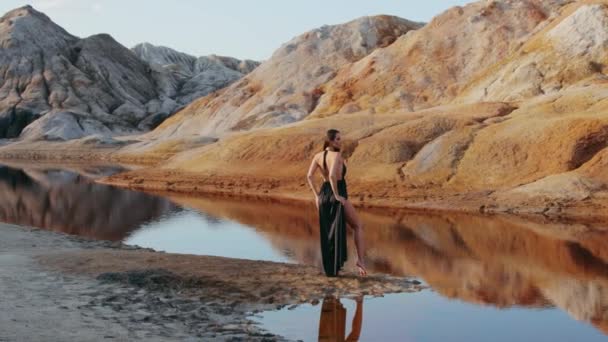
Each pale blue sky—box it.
[1,0,471,60]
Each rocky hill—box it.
[98,0,608,220]
[311,0,570,115]
[5,1,608,220]
[0,5,256,141]
[132,43,259,106]
[149,15,423,139]
[151,0,567,141]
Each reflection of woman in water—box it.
[318,297,363,341]
[307,129,366,277]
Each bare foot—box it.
[356,260,367,277]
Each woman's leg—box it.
[343,199,366,276]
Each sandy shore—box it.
[97,167,608,224]
[2,145,608,223]
[0,223,423,341]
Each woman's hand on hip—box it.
[335,195,346,204]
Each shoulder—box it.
[328,151,343,164]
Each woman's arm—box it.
[329,153,345,203]
[306,157,320,197]
[346,297,363,341]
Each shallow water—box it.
[251,292,607,342]
[1,163,608,341]
[125,210,292,263]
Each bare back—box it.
[313,150,345,181]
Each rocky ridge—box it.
[132,42,259,107]
[149,15,423,139]
[0,5,257,141]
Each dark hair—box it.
[323,129,340,151]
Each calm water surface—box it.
[1,163,607,341]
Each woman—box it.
[318,296,363,341]
[306,129,367,277]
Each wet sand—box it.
[0,223,423,341]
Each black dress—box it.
[318,150,348,277]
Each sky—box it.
[1,0,471,61]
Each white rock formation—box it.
[132,43,259,105]
[547,4,608,57]
[150,15,423,139]
[0,5,257,141]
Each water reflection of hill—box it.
[0,165,177,240]
[172,195,608,335]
